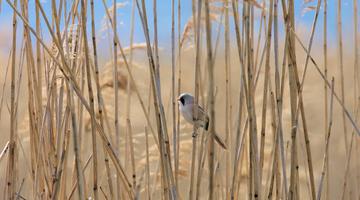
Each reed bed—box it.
[0,0,359,199]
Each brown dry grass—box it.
[0,0,359,200]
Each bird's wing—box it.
[193,105,208,121]
[192,105,209,130]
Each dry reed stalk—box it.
[100,0,160,152]
[170,0,177,194]
[277,4,291,197]
[337,0,349,155]
[253,4,265,72]
[281,0,320,199]
[110,1,123,197]
[322,0,329,198]
[293,0,324,198]
[265,90,278,199]
[55,78,65,183]
[259,0,273,182]
[3,1,358,198]
[175,0,182,191]
[341,106,360,199]
[285,40,360,200]
[230,1,252,199]
[145,127,151,200]
[68,85,86,200]
[292,30,360,136]
[354,0,359,105]
[189,0,202,199]
[234,120,249,199]
[272,1,288,198]
[212,11,225,64]
[224,0,231,199]
[135,0,177,198]
[317,78,335,200]
[195,130,207,200]
[67,154,93,200]
[35,0,42,127]
[245,2,261,199]
[51,108,70,200]
[230,84,245,199]
[19,1,42,198]
[58,111,70,200]
[104,1,177,197]
[152,0,176,198]
[90,0,114,198]
[35,65,58,199]
[80,0,99,199]
[5,0,18,199]
[204,0,217,198]
[353,0,360,196]
[126,119,137,191]
[152,0,160,74]
[284,0,300,198]
[282,0,314,200]
[124,1,136,198]
[111,1,121,197]
[126,0,135,153]
[11,0,134,197]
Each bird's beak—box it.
[176,98,180,102]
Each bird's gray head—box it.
[177,93,194,106]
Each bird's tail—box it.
[213,132,227,150]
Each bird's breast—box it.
[180,104,194,124]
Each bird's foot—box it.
[192,132,198,138]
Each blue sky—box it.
[0,0,358,54]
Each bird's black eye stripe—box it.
[180,97,185,105]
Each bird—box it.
[177,93,227,149]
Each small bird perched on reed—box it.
[177,93,227,149]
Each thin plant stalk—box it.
[323,0,329,198]
[67,154,93,200]
[112,0,121,199]
[341,112,359,200]
[5,0,18,199]
[317,78,335,200]
[112,1,121,197]
[189,0,202,199]
[80,0,99,199]
[135,0,177,198]
[353,0,359,195]
[145,127,151,200]
[337,0,348,155]
[90,0,114,198]
[100,0,160,151]
[294,0,324,198]
[245,2,261,199]
[224,0,231,199]
[272,0,288,198]
[126,119,137,190]
[170,0,177,194]
[7,1,134,198]
[68,84,86,200]
[285,0,300,198]
[259,0,273,180]
[175,0,182,191]
[291,29,360,136]
[204,0,216,198]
